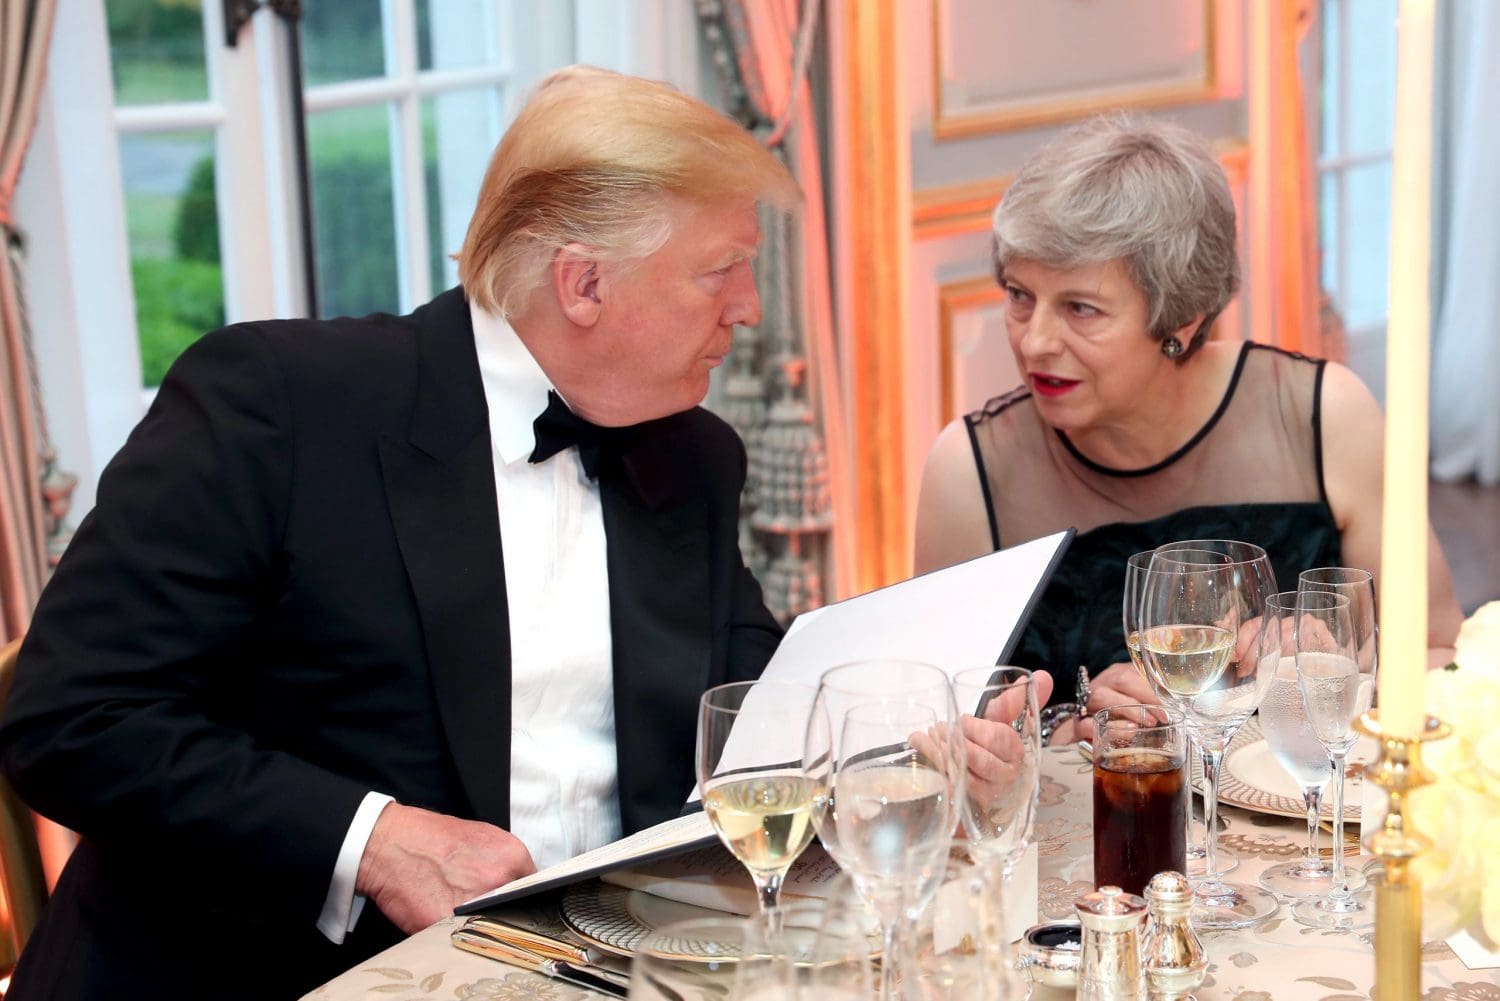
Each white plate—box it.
[1219,715,1373,821]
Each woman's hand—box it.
[1085,661,1160,714]
[1044,662,1160,746]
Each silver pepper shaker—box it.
[1075,885,1148,1001]
[1141,871,1207,1000]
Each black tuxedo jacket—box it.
[0,288,781,1000]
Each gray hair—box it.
[991,114,1240,347]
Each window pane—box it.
[107,0,209,106]
[1319,171,1339,300]
[1344,161,1392,329]
[1319,0,1340,157]
[308,104,400,319]
[1345,0,1397,157]
[119,130,225,387]
[417,0,497,71]
[422,89,502,294]
[301,0,387,86]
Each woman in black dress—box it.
[914,115,1461,740]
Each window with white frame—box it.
[105,0,579,388]
[1317,0,1397,384]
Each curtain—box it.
[1249,0,1322,355]
[1429,0,1500,484]
[0,0,61,644]
[713,0,854,607]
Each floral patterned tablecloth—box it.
[305,745,1500,1001]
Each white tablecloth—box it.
[305,744,1500,1000]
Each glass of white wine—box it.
[833,700,955,1001]
[1289,588,1376,929]
[1141,543,1280,929]
[1125,549,1238,878]
[697,680,823,927]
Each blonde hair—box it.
[457,66,800,319]
[992,114,1240,347]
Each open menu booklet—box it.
[450,529,1071,967]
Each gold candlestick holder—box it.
[1353,710,1452,998]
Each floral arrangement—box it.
[1411,600,1500,948]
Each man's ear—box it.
[553,244,604,327]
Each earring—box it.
[1160,336,1184,359]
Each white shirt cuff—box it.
[317,791,395,944]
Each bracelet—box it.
[1039,702,1084,746]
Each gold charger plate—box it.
[559,882,731,959]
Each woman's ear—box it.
[552,244,603,327]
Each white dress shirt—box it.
[317,303,621,942]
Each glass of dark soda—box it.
[1092,704,1187,897]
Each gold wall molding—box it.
[844,0,911,593]
[936,276,1005,424]
[912,176,1012,241]
[931,0,1218,142]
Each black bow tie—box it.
[529,391,637,479]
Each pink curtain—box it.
[722,0,856,597]
[0,0,60,644]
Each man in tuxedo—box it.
[0,66,795,1000]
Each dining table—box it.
[304,739,1499,1001]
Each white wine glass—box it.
[950,666,1040,882]
[1255,592,1364,898]
[833,700,955,1001]
[697,680,822,928]
[1290,588,1376,929]
[1125,549,1237,879]
[1144,541,1280,929]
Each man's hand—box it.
[356,802,537,934]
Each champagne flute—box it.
[1298,567,1379,687]
[834,700,955,1001]
[1143,541,1280,929]
[1290,588,1376,929]
[1255,592,1364,897]
[950,666,1040,883]
[1125,550,1237,878]
[697,680,822,928]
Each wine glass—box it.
[1125,550,1237,878]
[804,661,964,1001]
[1290,588,1376,929]
[949,667,1040,884]
[697,680,822,927]
[1143,540,1280,929]
[833,700,956,1001]
[776,870,882,1000]
[628,914,787,1000]
[804,660,965,875]
[1255,592,1365,897]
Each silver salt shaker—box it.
[1075,885,1147,1001]
[1141,871,1207,1000]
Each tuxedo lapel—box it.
[379,289,512,828]
[603,432,712,834]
